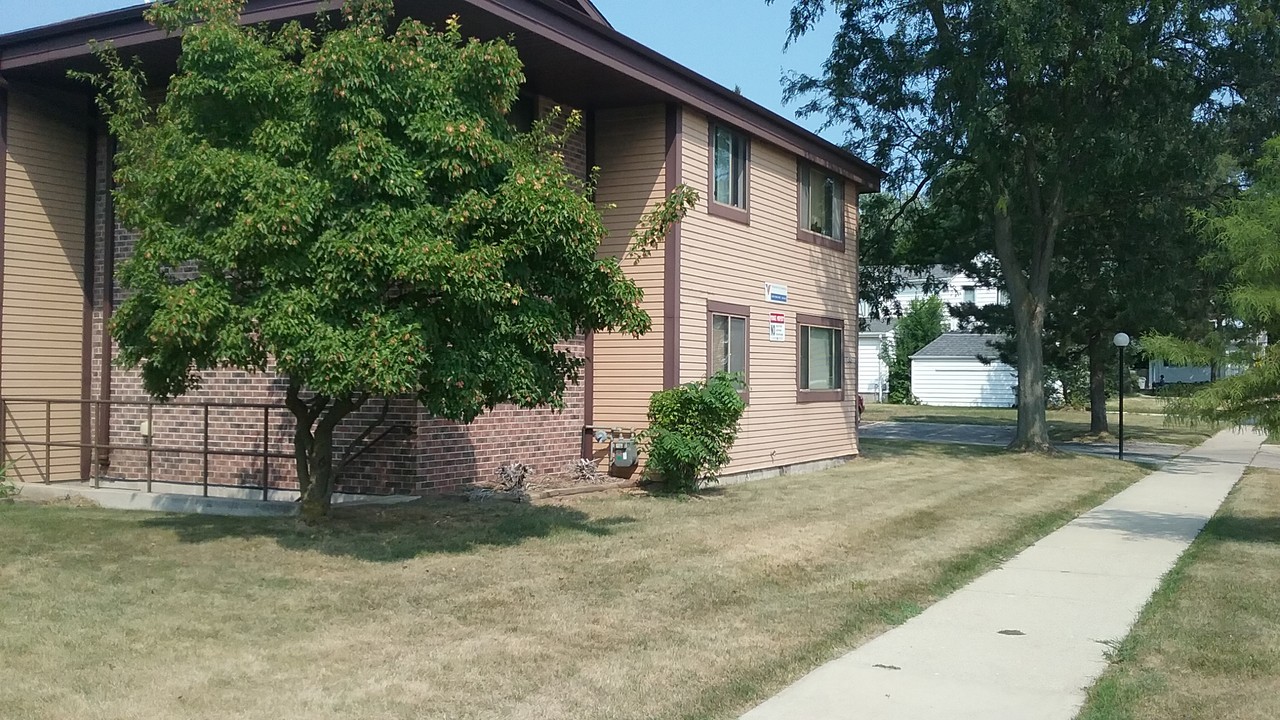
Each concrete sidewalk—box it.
[741,428,1264,720]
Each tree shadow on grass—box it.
[1073,507,1280,545]
[870,411,1016,427]
[139,497,637,562]
[858,438,1008,460]
[1201,512,1280,545]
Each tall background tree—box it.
[951,158,1226,435]
[884,297,946,404]
[1146,136,1280,432]
[774,0,1276,450]
[81,0,692,520]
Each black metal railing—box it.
[1,397,293,501]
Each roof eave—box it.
[0,0,885,189]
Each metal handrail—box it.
[1,396,287,500]
[2,396,285,409]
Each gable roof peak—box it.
[545,0,611,27]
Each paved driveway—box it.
[860,421,1186,466]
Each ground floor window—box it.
[707,300,750,399]
[797,315,844,403]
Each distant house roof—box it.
[903,265,956,283]
[862,318,896,334]
[911,333,1006,360]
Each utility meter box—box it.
[611,437,638,468]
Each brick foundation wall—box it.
[415,338,587,492]
[86,96,592,495]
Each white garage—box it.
[910,334,1017,407]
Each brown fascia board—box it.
[0,0,338,68]
[0,0,884,190]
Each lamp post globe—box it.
[1113,332,1130,460]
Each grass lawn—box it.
[1077,468,1280,720]
[861,402,1215,447]
[0,441,1145,720]
[1104,394,1171,415]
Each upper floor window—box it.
[798,164,845,246]
[709,124,749,223]
[963,286,976,304]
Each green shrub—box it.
[0,462,17,500]
[643,373,746,493]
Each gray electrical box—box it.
[611,437,638,468]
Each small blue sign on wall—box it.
[765,283,789,304]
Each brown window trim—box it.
[795,313,846,404]
[796,161,846,251]
[707,300,751,403]
[796,227,846,252]
[707,121,751,225]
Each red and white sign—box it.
[769,313,786,342]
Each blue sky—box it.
[0,0,845,141]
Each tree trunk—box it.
[990,186,1057,453]
[1088,336,1109,435]
[1009,306,1053,451]
[285,380,361,524]
[986,150,1063,452]
[300,422,337,523]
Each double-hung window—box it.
[708,301,750,397]
[709,124,749,222]
[797,315,844,402]
[798,164,845,247]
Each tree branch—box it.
[881,173,933,235]
[924,1,953,44]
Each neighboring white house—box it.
[1147,359,1246,386]
[858,319,894,401]
[889,267,1003,331]
[860,267,1004,399]
[910,333,1018,407]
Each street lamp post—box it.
[1113,332,1131,461]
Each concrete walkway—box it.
[14,481,419,517]
[741,428,1264,720]
[861,420,1187,466]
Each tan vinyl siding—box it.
[591,105,667,430]
[2,88,88,482]
[679,109,860,474]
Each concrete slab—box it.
[740,427,1265,720]
[14,482,420,518]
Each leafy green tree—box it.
[857,193,955,326]
[1147,136,1280,432]
[774,0,1277,450]
[884,296,946,404]
[80,0,692,520]
[954,167,1224,434]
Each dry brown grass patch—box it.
[0,441,1143,720]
